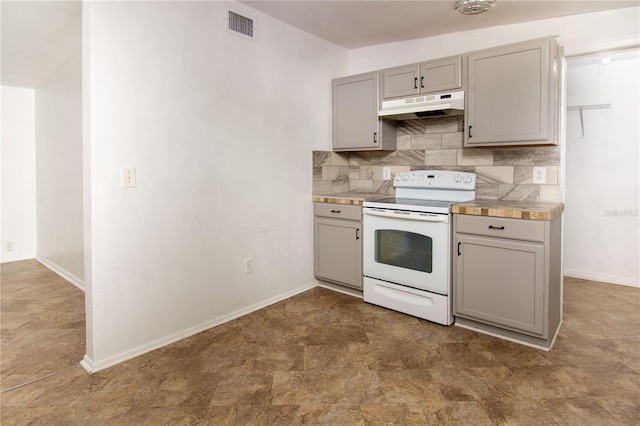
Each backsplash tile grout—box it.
[314,116,561,202]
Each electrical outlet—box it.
[6,241,14,252]
[383,167,391,180]
[122,167,137,188]
[244,257,253,274]
[533,167,546,184]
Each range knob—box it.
[464,175,473,184]
[454,174,463,183]
[402,174,410,181]
[395,175,402,182]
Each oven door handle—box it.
[363,208,449,223]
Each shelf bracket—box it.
[566,103,612,139]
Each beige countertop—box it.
[312,192,382,205]
[314,194,564,221]
[452,200,564,221]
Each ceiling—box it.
[1,0,81,88]
[240,0,640,49]
[2,0,638,88]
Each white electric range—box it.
[362,170,476,325]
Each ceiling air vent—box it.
[228,10,255,39]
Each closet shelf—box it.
[566,103,612,138]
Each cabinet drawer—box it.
[456,215,545,242]
[314,202,362,221]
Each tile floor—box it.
[1,259,639,425]
[1,260,85,391]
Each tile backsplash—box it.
[313,116,561,202]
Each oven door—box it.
[363,207,451,295]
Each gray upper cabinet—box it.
[382,56,462,99]
[382,65,420,99]
[464,37,559,147]
[332,72,396,151]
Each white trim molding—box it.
[36,256,85,291]
[564,269,639,288]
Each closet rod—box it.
[566,103,612,111]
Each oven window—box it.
[374,230,433,273]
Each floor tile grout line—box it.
[1,364,81,394]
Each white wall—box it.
[35,48,84,287]
[349,7,640,74]
[1,86,37,262]
[564,50,639,287]
[82,1,348,370]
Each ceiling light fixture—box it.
[455,0,496,15]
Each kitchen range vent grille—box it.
[228,10,254,39]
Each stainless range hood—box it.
[379,90,464,120]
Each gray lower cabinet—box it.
[464,37,560,147]
[453,214,562,348]
[314,203,362,289]
[332,72,396,151]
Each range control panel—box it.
[393,170,476,191]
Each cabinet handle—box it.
[356,228,360,240]
[330,209,341,214]
[414,77,418,89]
[489,225,505,230]
[468,125,473,138]
[373,132,377,144]
[420,76,424,88]
[457,242,462,256]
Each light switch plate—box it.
[533,167,546,184]
[122,167,137,188]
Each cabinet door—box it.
[465,39,555,146]
[332,72,380,150]
[314,217,362,289]
[420,57,462,93]
[454,234,545,337]
[382,65,420,99]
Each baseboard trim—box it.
[564,268,639,288]
[79,356,95,373]
[36,256,85,291]
[455,318,551,352]
[80,280,318,373]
